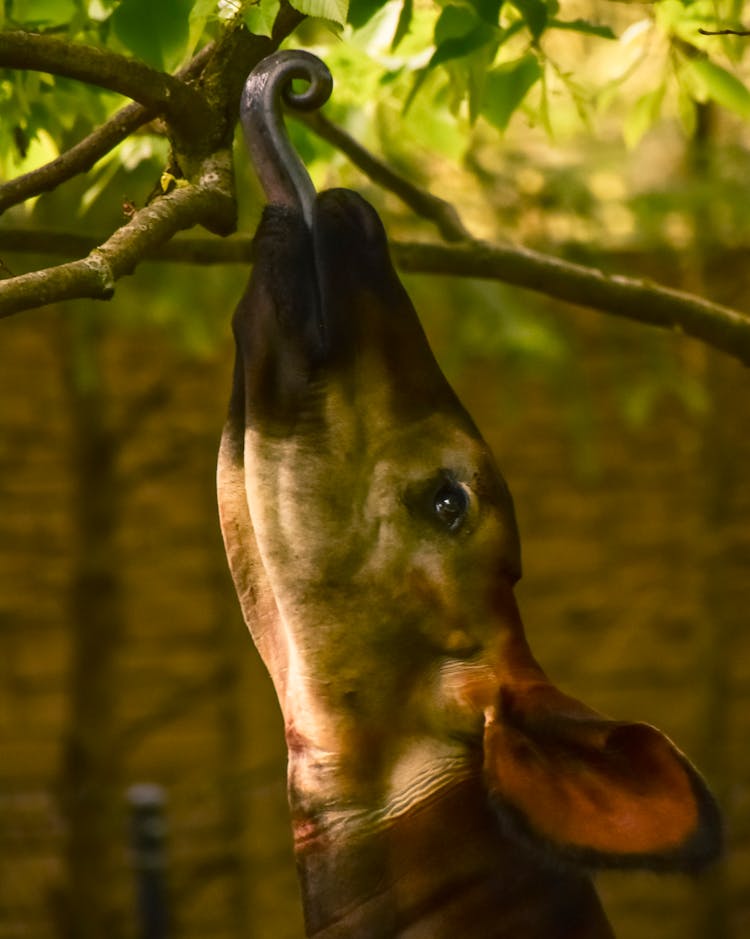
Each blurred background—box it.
[1,212,748,939]
[2,0,750,935]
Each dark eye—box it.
[433,481,469,532]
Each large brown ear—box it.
[484,681,722,872]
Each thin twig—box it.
[299,110,472,243]
[698,27,750,35]
[0,41,217,214]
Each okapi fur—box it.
[216,52,721,939]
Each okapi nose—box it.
[234,187,461,429]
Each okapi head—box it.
[217,51,721,938]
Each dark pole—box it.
[127,784,169,939]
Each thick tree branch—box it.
[3,226,748,365]
[0,30,210,139]
[300,110,471,243]
[0,41,217,214]
[0,153,234,317]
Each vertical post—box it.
[127,784,169,939]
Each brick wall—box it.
[0,280,747,938]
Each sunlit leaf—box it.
[112,0,193,69]
[188,0,219,52]
[289,0,349,26]
[684,57,750,120]
[548,18,615,40]
[623,85,664,149]
[11,0,77,26]
[481,53,541,130]
[390,0,412,50]
[244,0,281,38]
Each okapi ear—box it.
[484,682,722,873]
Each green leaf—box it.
[623,85,664,148]
[243,0,281,37]
[481,53,541,130]
[11,0,77,26]
[509,0,547,40]
[289,0,349,26]
[684,57,750,120]
[188,0,218,51]
[469,0,502,27]
[429,24,495,68]
[112,0,193,69]
[390,0,413,50]
[428,5,495,69]
[434,5,480,45]
[548,18,615,40]
[348,0,385,29]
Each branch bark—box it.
[393,240,750,367]
[0,152,235,316]
[0,30,210,139]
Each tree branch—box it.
[392,240,750,367]
[0,153,235,317]
[0,101,150,215]
[3,225,748,365]
[0,41,217,214]
[299,110,472,243]
[0,30,210,139]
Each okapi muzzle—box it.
[217,51,722,938]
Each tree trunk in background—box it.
[57,311,126,939]
[692,355,733,939]
[685,103,731,939]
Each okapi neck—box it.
[291,776,615,939]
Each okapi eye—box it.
[433,482,469,531]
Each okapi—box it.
[217,50,722,938]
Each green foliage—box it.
[683,56,750,119]
[111,0,195,69]
[242,0,281,38]
[482,53,541,130]
[1,0,748,418]
[3,0,750,173]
